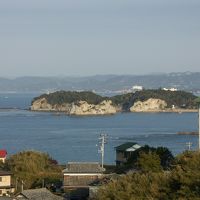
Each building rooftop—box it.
[0,171,12,176]
[0,150,7,158]
[16,188,63,200]
[63,162,103,174]
[115,142,141,152]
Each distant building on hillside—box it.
[0,150,7,163]
[132,85,143,92]
[0,171,15,197]
[115,142,142,166]
[162,87,178,92]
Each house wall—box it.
[116,151,127,163]
[63,174,101,187]
[0,188,15,196]
[0,175,11,187]
[0,157,6,163]
[0,175,14,196]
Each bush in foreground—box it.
[96,151,200,200]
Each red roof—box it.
[0,150,7,158]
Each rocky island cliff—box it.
[31,90,198,115]
[31,91,118,115]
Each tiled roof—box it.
[0,150,7,158]
[0,171,12,176]
[63,162,103,174]
[115,142,141,152]
[17,188,63,200]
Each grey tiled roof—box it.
[0,171,12,176]
[63,162,103,173]
[16,188,63,200]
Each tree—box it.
[155,147,174,169]
[95,151,200,200]
[6,150,62,190]
[168,151,200,199]
[127,145,174,170]
[137,151,162,173]
[96,172,170,200]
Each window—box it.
[0,177,2,182]
[0,190,2,194]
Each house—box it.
[63,162,103,199]
[115,142,142,166]
[15,188,63,200]
[63,162,103,189]
[0,150,7,163]
[0,171,15,197]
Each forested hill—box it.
[32,89,198,110]
[32,91,108,105]
[129,90,197,109]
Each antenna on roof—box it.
[98,133,108,169]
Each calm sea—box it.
[0,93,198,164]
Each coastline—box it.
[131,109,198,113]
[29,108,198,115]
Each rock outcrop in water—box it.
[31,98,72,112]
[31,98,117,115]
[130,98,167,112]
[69,100,117,115]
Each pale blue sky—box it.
[0,0,199,77]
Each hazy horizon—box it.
[0,0,199,77]
[0,71,199,79]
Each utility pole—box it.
[15,177,18,191]
[199,103,200,150]
[42,179,45,188]
[196,98,200,150]
[186,142,192,151]
[21,180,24,192]
[98,133,108,169]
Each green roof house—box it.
[115,142,142,166]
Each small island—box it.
[30,89,198,115]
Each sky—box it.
[0,0,199,77]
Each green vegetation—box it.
[2,151,62,190]
[137,151,162,173]
[113,89,198,109]
[109,93,133,110]
[130,89,197,109]
[32,89,197,110]
[125,145,174,171]
[95,151,200,200]
[32,91,107,105]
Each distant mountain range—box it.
[0,72,200,94]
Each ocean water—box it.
[0,93,199,164]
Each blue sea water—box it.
[0,93,199,164]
